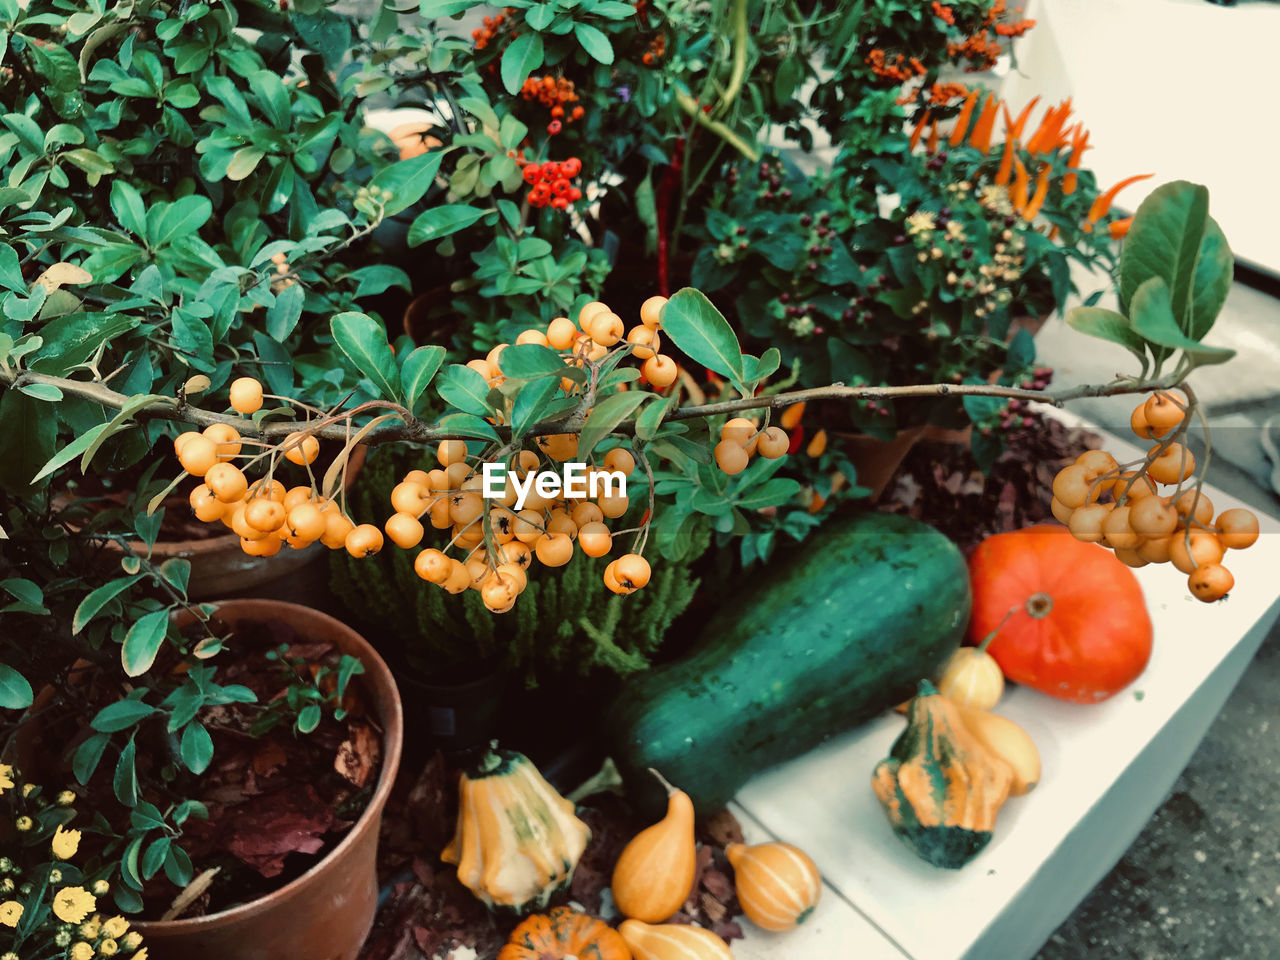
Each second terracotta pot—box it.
[135,599,402,960]
[842,426,925,502]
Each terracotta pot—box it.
[101,445,367,601]
[839,426,925,502]
[135,599,402,960]
[921,423,973,446]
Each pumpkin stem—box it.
[1025,592,1054,619]
[477,740,504,775]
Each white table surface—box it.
[731,411,1280,959]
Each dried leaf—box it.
[225,787,335,877]
[32,261,92,292]
[335,721,381,787]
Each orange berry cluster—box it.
[268,251,296,294]
[471,11,509,50]
[519,156,583,211]
[520,75,585,135]
[641,33,666,66]
[175,378,382,560]
[866,49,926,83]
[380,296,682,612]
[713,417,789,476]
[1049,391,1259,603]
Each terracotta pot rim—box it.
[136,599,403,933]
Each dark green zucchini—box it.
[609,511,971,815]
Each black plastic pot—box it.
[396,664,510,764]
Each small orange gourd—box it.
[618,919,732,960]
[724,841,821,931]
[611,770,696,923]
[497,906,630,960]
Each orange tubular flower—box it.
[926,118,940,154]
[1022,163,1052,220]
[1109,216,1135,239]
[1062,127,1090,195]
[910,111,932,152]
[1087,174,1155,225]
[1008,96,1041,140]
[1027,100,1071,155]
[948,90,979,147]
[968,94,1000,154]
[995,110,1017,185]
[1011,156,1030,212]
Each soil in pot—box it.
[47,614,385,920]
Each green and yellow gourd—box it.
[442,744,591,911]
[872,681,1014,869]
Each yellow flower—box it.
[71,943,95,960]
[52,886,96,924]
[20,784,35,798]
[14,816,31,832]
[100,939,119,956]
[52,824,83,860]
[122,931,143,950]
[3,951,18,960]
[0,764,13,795]
[102,916,129,939]
[0,900,22,927]
[905,210,936,236]
[134,950,148,960]
[57,790,77,805]
[80,920,101,939]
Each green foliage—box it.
[1067,181,1235,378]
[329,446,709,684]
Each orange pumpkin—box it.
[618,919,731,960]
[387,122,442,160]
[498,907,631,960]
[967,525,1152,703]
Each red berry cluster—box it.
[518,157,583,211]
[521,75,585,135]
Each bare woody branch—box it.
[0,366,1185,447]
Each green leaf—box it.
[29,419,111,484]
[225,146,266,181]
[500,30,544,96]
[511,376,559,438]
[91,699,156,733]
[0,663,33,710]
[438,412,501,441]
[1128,277,1235,366]
[151,195,213,247]
[114,736,138,806]
[744,347,781,383]
[266,282,305,341]
[635,395,675,441]
[141,837,172,881]
[121,608,170,677]
[498,343,567,379]
[74,576,137,633]
[73,732,109,783]
[369,150,444,217]
[436,363,494,416]
[331,311,402,402]
[1188,216,1233,341]
[406,204,489,246]
[734,477,801,510]
[0,390,56,494]
[1065,306,1149,369]
[401,345,446,416]
[574,22,614,64]
[577,391,648,462]
[661,287,745,385]
[250,69,292,128]
[526,3,556,29]
[180,723,213,774]
[297,703,321,734]
[110,180,147,237]
[17,382,62,401]
[1119,181,1208,329]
